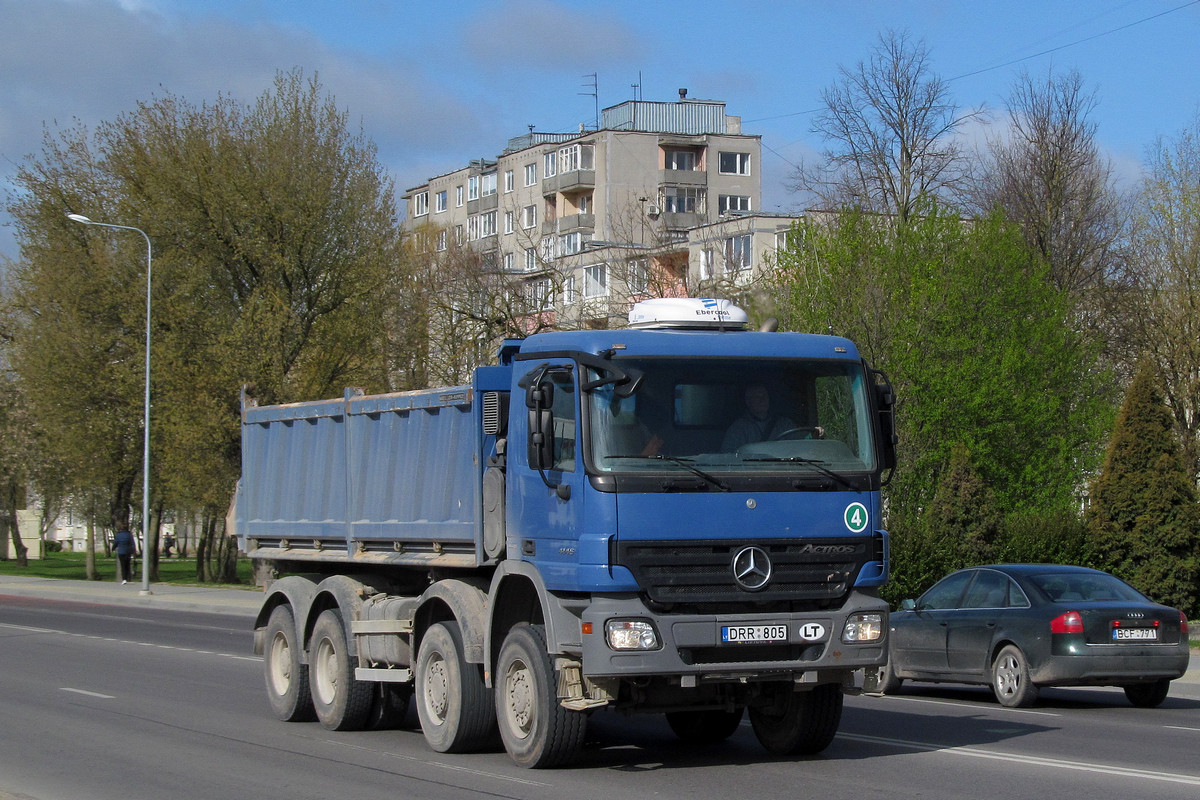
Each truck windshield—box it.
[587,358,877,476]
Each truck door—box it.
[511,360,589,587]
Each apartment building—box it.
[402,92,767,330]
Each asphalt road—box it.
[2,579,1199,800]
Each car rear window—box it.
[1026,572,1147,603]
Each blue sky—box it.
[2,0,1199,262]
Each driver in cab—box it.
[722,384,797,451]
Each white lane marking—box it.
[842,732,1200,787]
[1165,725,1200,733]
[876,693,1061,717]
[60,688,115,699]
[0,621,257,661]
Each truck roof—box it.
[513,328,862,361]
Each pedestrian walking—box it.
[114,528,136,585]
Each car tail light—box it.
[1180,611,1189,636]
[1051,611,1083,634]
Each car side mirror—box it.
[900,598,916,611]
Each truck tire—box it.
[366,684,412,730]
[665,708,744,744]
[414,621,496,753]
[749,682,843,756]
[263,604,315,722]
[494,624,587,768]
[310,608,374,731]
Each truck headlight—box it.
[842,613,884,643]
[605,619,661,650]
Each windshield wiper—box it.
[608,455,730,492]
[742,456,859,491]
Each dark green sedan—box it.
[879,564,1191,707]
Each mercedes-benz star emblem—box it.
[732,546,772,591]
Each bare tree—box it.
[971,69,1124,300]
[1125,115,1200,483]
[793,30,978,223]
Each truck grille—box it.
[613,537,873,608]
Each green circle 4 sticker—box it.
[844,502,869,533]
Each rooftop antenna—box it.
[580,72,598,130]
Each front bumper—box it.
[580,590,887,681]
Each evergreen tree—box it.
[1088,360,1200,616]
[926,443,1003,568]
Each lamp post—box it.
[67,213,154,596]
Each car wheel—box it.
[1124,679,1171,708]
[991,644,1039,708]
[876,659,903,695]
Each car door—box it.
[896,570,973,675]
[945,569,1015,677]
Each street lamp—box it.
[67,213,154,596]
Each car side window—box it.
[962,570,1010,609]
[918,571,973,610]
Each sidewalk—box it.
[0,573,263,617]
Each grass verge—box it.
[0,550,254,588]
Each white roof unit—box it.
[627,298,749,330]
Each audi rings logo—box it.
[732,546,772,592]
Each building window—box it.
[481,210,497,238]
[502,252,515,272]
[719,195,752,214]
[576,193,592,214]
[467,215,480,241]
[528,277,554,309]
[454,224,465,245]
[719,152,751,175]
[584,263,607,298]
[559,144,594,172]
[726,234,752,271]
[544,152,557,179]
[436,230,447,251]
[541,237,557,261]
[629,259,649,294]
[522,204,538,229]
[560,231,587,255]
[775,228,803,251]
[482,173,497,197]
[663,149,698,171]
[504,210,514,235]
[435,190,447,213]
[662,186,704,214]
[468,175,479,201]
[504,170,514,193]
[562,275,578,305]
[413,191,429,217]
[524,163,537,186]
[456,185,464,207]
[525,248,538,271]
[699,247,715,280]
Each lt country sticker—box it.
[844,502,869,533]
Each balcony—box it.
[659,169,706,187]
[543,170,596,196]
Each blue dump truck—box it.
[236,298,896,767]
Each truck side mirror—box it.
[870,369,898,476]
[528,408,554,470]
[525,381,552,410]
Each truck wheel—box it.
[991,644,1039,708]
[366,684,412,730]
[749,683,843,755]
[310,608,374,731]
[1124,678,1170,708]
[414,621,496,753]
[494,624,587,768]
[263,604,315,722]
[665,708,744,744]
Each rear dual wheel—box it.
[310,609,375,730]
[263,604,315,722]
